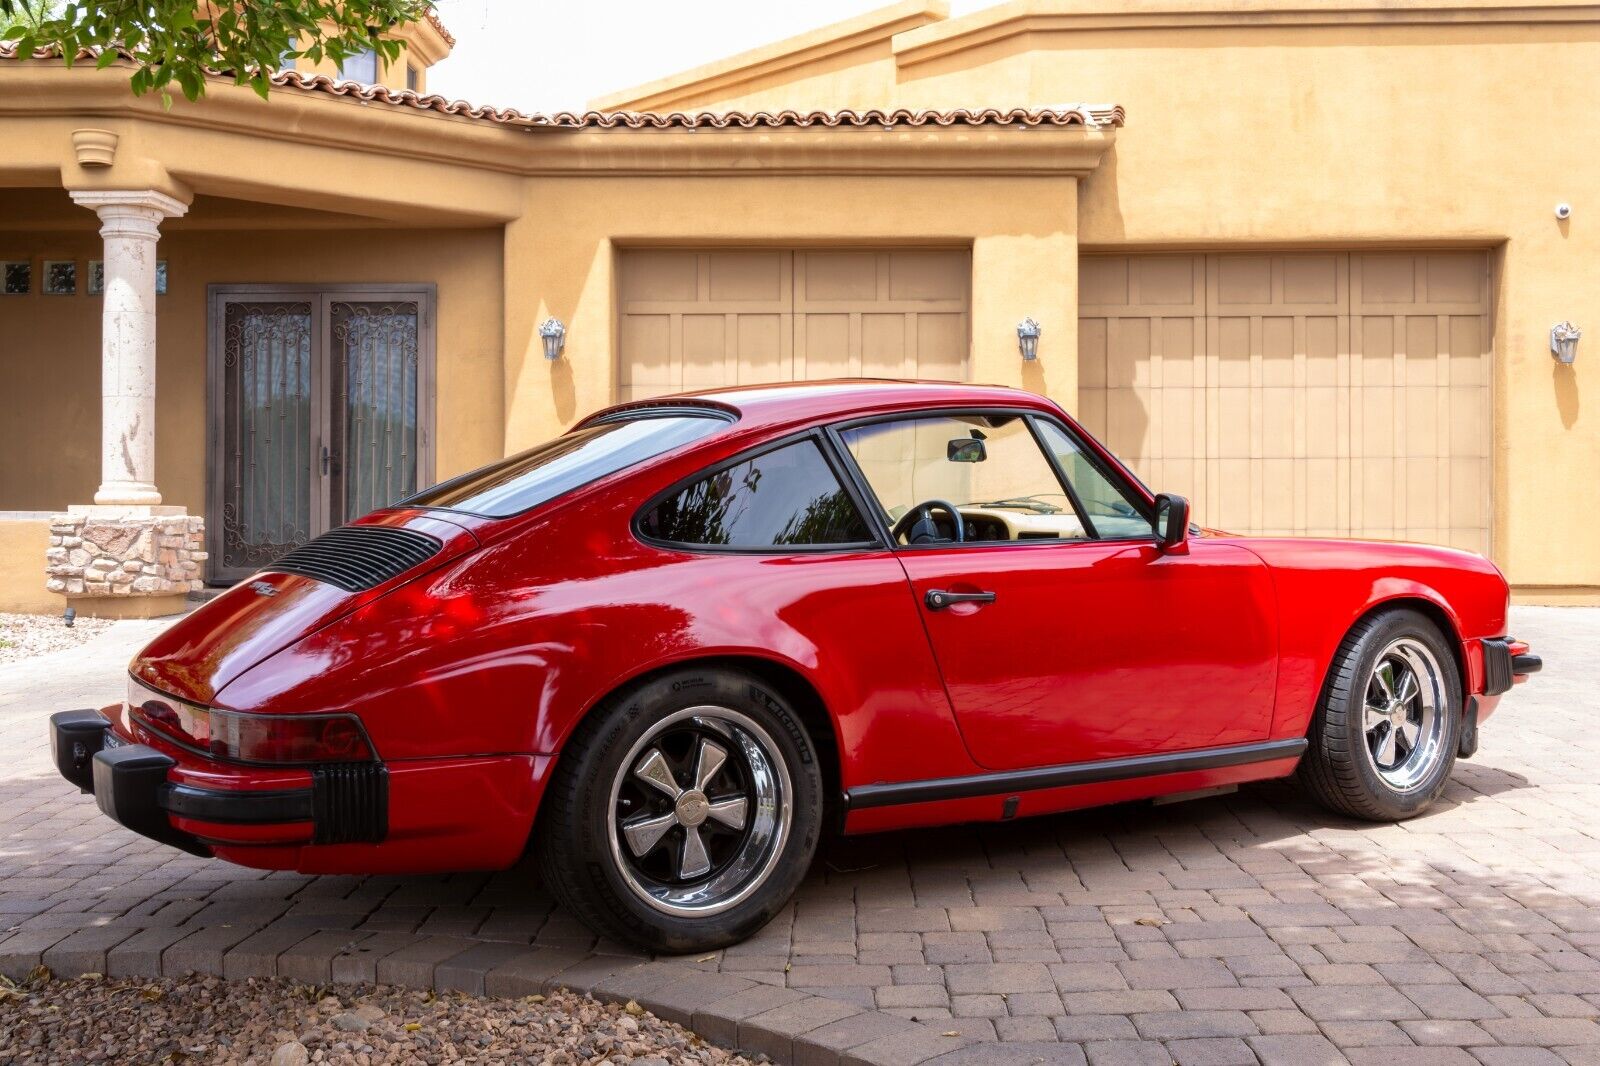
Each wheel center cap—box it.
[676,790,710,827]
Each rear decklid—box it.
[132,510,480,703]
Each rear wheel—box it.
[536,667,824,953]
[1299,608,1461,821]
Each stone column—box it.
[47,189,204,618]
[68,189,188,505]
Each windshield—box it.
[405,413,726,517]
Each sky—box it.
[427,0,994,114]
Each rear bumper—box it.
[50,707,547,874]
[50,708,378,857]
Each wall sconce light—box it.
[1017,317,1041,361]
[539,317,566,361]
[1551,321,1581,364]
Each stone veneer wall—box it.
[45,514,205,599]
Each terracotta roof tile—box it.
[424,7,455,47]
[0,42,1123,131]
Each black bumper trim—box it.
[161,782,313,824]
[51,709,387,852]
[49,709,112,792]
[1482,637,1514,696]
[1512,653,1542,676]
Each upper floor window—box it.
[339,48,378,84]
[640,440,872,549]
[406,63,421,92]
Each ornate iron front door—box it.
[208,286,435,583]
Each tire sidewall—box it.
[1339,611,1461,817]
[565,668,823,952]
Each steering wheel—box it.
[891,499,965,545]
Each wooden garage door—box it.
[1078,253,1491,554]
[617,249,968,402]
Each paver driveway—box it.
[2,606,1596,1066]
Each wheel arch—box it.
[535,652,846,845]
[1312,594,1470,734]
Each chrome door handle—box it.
[925,589,997,610]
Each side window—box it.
[641,439,873,548]
[1035,421,1155,539]
[839,413,1094,543]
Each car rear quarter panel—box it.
[1235,537,1510,740]
[216,488,979,789]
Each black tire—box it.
[536,667,824,953]
[1299,608,1462,821]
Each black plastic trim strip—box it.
[1511,653,1542,676]
[844,738,1310,810]
[160,783,313,824]
[1481,637,1513,696]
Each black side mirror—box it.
[1154,493,1191,550]
[947,438,987,463]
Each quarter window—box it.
[642,440,872,548]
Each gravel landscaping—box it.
[0,971,759,1065]
[0,611,113,665]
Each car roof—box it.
[598,379,1060,431]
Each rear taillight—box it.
[204,709,375,764]
[128,679,376,765]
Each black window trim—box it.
[824,405,1159,553]
[404,407,735,521]
[632,428,889,556]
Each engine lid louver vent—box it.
[263,525,442,592]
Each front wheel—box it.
[536,668,824,953]
[1299,608,1461,821]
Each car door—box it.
[833,408,1278,772]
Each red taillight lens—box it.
[128,680,375,765]
[205,709,375,765]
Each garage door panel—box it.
[1080,257,1130,307]
[1079,251,1491,553]
[618,251,698,302]
[620,248,968,404]
[617,314,673,401]
[914,313,968,380]
[1079,318,1109,389]
[680,314,727,391]
[1282,255,1342,306]
[1449,316,1487,385]
[735,314,787,384]
[1108,319,1151,387]
[861,314,907,377]
[1216,256,1273,306]
[799,252,877,302]
[709,251,787,303]
[1404,315,1441,385]
[797,313,851,380]
[889,251,968,302]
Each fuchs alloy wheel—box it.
[536,668,824,953]
[1300,608,1462,821]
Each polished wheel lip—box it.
[606,704,791,918]
[1362,637,1448,793]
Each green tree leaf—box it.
[4,0,433,101]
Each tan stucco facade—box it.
[1,0,1595,612]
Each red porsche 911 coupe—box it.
[52,380,1539,951]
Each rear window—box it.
[406,413,725,517]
